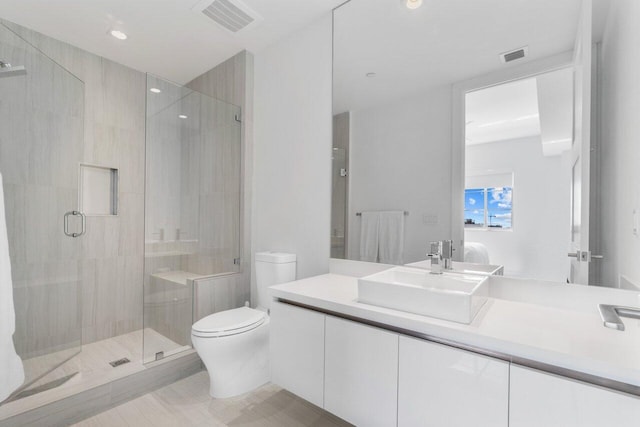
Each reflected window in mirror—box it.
[332,0,640,289]
[465,187,512,230]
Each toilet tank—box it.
[255,252,296,310]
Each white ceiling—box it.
[465,67,574,156]
[537,67,574,156]
[333,0,582,113]
[465,78,541,145]
[0,0,343,84]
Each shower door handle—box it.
[64,210,86,238]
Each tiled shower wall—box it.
[3,20,146,344]
[2,19,253,346]
[187,51,253,319]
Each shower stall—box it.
[0,20,242,407]
[143,74,242,362]
[0,22,84,394]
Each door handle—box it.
[568,251,604,261]
[582,251,603,262]
[64,210,86,238]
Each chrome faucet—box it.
[598,304,640,331]
[427,240,454,274]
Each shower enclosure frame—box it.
[142,73,244,363]
[0,21,85,400]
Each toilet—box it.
[191,251,296,398]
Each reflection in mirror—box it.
[331,113,350,259]
[332,0,640,290]
[463,69,573,282]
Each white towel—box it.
[0,172,24,402]
[464,241,491,264]
[378,211,405,265]
[359,211,379,262]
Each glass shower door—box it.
[143,74,242,363]
[331,148,347,259]
[0,23,84,397]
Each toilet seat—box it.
[192,307,267,338]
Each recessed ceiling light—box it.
[178,115,188,119]
[405,0,423,10]
[366,72,377,78]
[110,30,128,40]
[149,88,161,94]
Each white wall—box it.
[252,15,333,295]
[599,0,640,290]
[347,87,453,263]
[465,136,570,281]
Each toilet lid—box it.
[192,307,267,337]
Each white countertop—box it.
[269,271,640,389]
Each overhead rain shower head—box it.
[0,60,27,78]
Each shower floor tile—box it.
[23,328,182,391]
[72,371,352,427]
[0,329,192,421]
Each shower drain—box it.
[109,357,131,368]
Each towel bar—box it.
[356,211,409,216]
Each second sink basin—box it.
[358,266,488,324]
[404,260,504,276]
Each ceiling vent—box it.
[500,46,528,64]
[192,0,263,33]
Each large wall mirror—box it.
[331,0,640,290]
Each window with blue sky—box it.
[465,187,512,229]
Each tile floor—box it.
[22,328,185,392]
[1,329,188,421]
[71,372,352,427]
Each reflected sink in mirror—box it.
[358,266,489,324]
[404,260,504,276]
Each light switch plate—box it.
[422,213,438,225]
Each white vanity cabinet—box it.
[509,365,640,427]
[398,336,510,427]
[324,316,399,427]
[269,300,326,408]
[270,300,640,427]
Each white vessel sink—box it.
[404,260,504,276]
[358,266,489,324]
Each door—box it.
[330,147,347,259]
[270,301,325,408]
[324,316,398,427]
[510,365,640,426]
[398,336,509,427]
[0,23,84,394]
[568,0,594,284]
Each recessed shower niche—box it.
[79,164,119,216]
